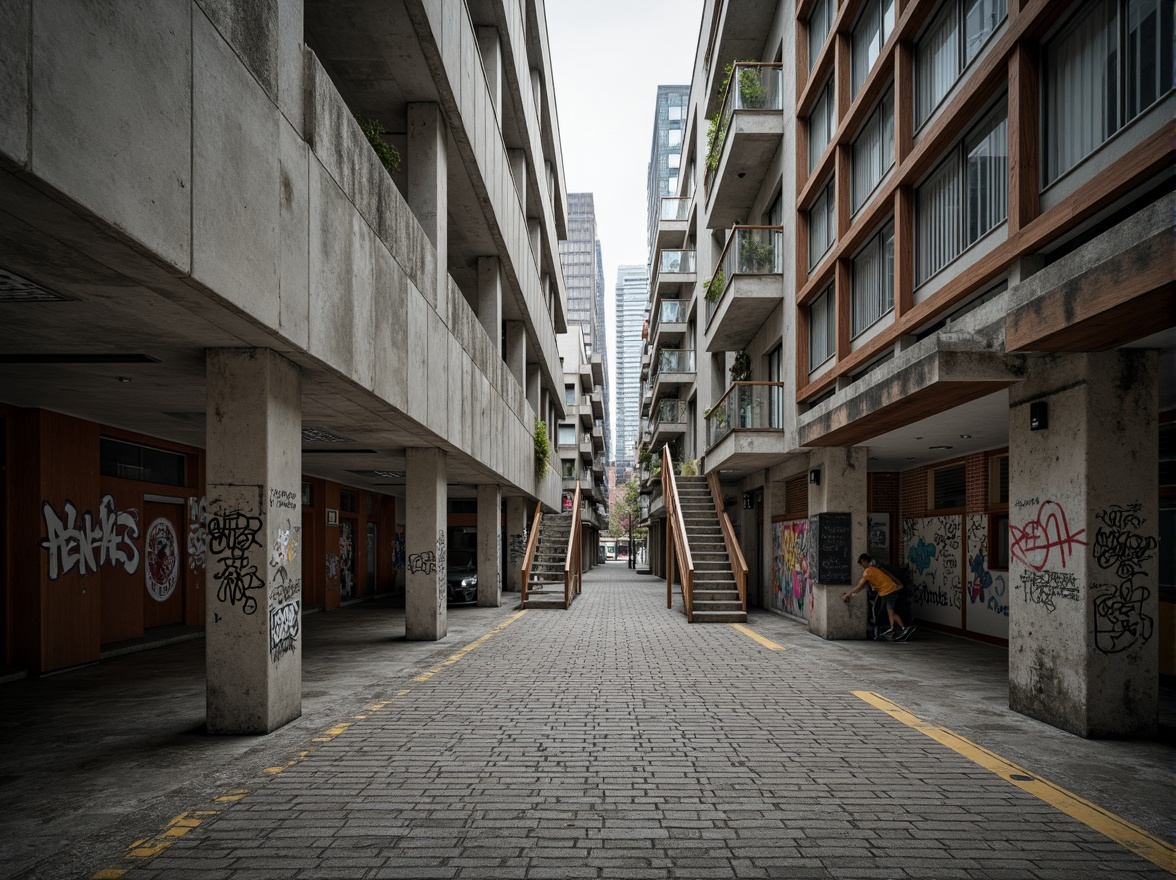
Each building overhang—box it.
[704,430,800,479]
[704,274,783,352]
[706,113,784,230]
[1005,198,1175,352]
[702,1,780,118]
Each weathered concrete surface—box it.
[205,348,303,734]
[406,446,447,641]
[1008,350,1160,738]
[806,446,869,640]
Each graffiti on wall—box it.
[904,516,962,626]
[407,551,436,574]
[269,599,300,663]
[145,517,180,602]
[436,529,447,616]
[1091,503,1156,654]
[187,496,208,571]
[867,513,889,558]
[1014,569,1079,612]
[339,521,354,599]
[508,533,528,563]
[966,514,1008,619]
[206,510,264,615]
[40,495,141,581]
[771,520,810,620]
[1010,499,1086,572]
[393,531,405,571]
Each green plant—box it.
[704,268,726,302]
[730,351,752,383]
[534,418,551,479]
[705,59,758,173]
[638,445,652,468]
[740,234,776,272]
[680,458,699,477]
[705,404,727,427]
[355,114,402,175]
[737,66,767,108]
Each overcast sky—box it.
[545,0,703,432]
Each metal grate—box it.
[301,427,354,443]
[0,269,72,302]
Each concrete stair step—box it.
[694,590,740,602]
[691,610,747,623]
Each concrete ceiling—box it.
[863,390,1010,472]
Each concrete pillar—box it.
[408,103,447,290]
[204,348,302,734]
[508,148,527,208]
[1008,350,1158,737]
[505,496,527,591]
[505,320,526,386]
[406,447,447,641]
[476,27,502,116]
[477,484,502,606]
[806,447,868,640]
[477,256,503,352]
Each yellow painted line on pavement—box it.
[730,623,785,651]
[855,691,1176,874]
[414,610,528,681]
[124,811,208,858]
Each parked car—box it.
[446,551,478,604]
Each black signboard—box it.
[808,512,852,585]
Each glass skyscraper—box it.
[646,85,690,260]
[614,264,648,469]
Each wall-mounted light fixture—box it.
[1030,401,1048,431]
[809,468,820,485]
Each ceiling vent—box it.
[0,268,74,303]
[301,427,354,443]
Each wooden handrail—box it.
[708,380,788,412]
[662,446,695,621]
[520,503,542,604]
[705,225,785,291]
[564,483,582,608]
[708,471,749,613]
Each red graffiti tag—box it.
[1009,500,1086,572]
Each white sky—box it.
[545,0,703,435]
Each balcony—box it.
[704,64,784,230]
[650,299,689,351]
[650,398,689,448]
[591,425,605,452]
[655,196,693,253]
[592,454,605,475]
[653,249,696,300]
[590,389,604,420]
[704,226,784,352]
[650,348,696,406]
[578,394,593,427]
[579,433,592,457]
[590,353,604,386]
[703,381,793,476]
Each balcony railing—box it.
[660,196,691,222]
[659,299,689,325]
[654,348,696,376]
[704,63,783,192]
[656,399,689,424]
[705,226,784,323]
[658,249,696,276]
[704,381,786,448]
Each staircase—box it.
[522,512,573,609]
[673,476,746,623]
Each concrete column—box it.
[508,148,527,209]
[505,320,526,386]
[406,447,447,641]
[477,256,503,352]
[505,496,527,591]
[204,348,302,734]
[476,27,502,116]
[806,447,868,640]
[477,484,502,606]
[1008,350,1158,737]
[408,103,448,290]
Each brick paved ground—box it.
[113,566,1169,880]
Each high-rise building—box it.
[559,193,603,353]
[642,0,1173,740]
[646,85,690,262]
[594,240,612,467]
[614,264,649,469]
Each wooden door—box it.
[143,501,185,628]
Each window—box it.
[809,0,834,68]
[99,437,186,486]
[340,490,357,513]
[808,283,836,370]
[808,78,835,172]
[557,424,576,447]
[668,104,683,121]
[989,454,1009,504]
[851,89,894,213]
[668,152,680,169]
[852,0,896,96]
[930,463,967,509]
[561,459,576,479]
[768,345,784,428]
[915,108,1008,283]
[916,0,1007,127]
[565,383,576,406]
[668,129,682,147]
[808,178,836,268]
[851,221,894,337]
[1044,0,1173,182]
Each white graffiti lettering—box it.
[40,496,140,581]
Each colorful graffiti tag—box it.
[771,520,810,620]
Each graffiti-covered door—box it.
[339,518,356,599]
[143,501,185,628]
[366,522,377,594]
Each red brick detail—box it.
[966,453,987,514]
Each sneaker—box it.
[895,625,916,642]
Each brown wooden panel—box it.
[37,411,101,672]
[1010,284,1176,352]
[9,408,42,670]
[98,481,146,644]
[1008,42,1040,233]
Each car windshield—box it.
[448,551,476,572]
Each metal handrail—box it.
[708,471,748,613]
[564,483,582,608]
[662,446,695,621]
[520,504,542,604]
[705,63,784,193]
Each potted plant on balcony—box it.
[730,351,752,383]
[704,268,726,302]
[738,65,767,109]
[534,418,551,479]
[740,233,776,273]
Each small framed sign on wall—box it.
[326,508,338,526]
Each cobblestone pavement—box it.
[92,566,1172,880]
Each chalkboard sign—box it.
[808,512,853,585]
